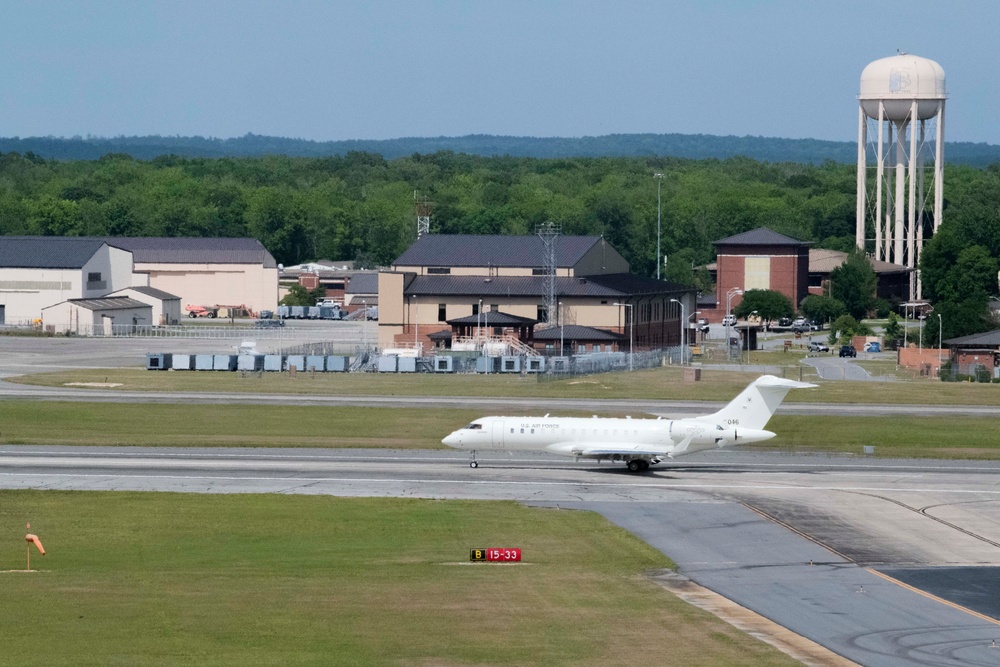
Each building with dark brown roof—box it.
[712,228,811,317]
[378,234,696,353]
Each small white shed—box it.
[106,285,182,325]
[41,297,153,335]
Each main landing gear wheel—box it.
[470,461,478,468]
[627,460,650,472]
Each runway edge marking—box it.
[867,569,1000,628]
[742,501,855,563]
[649,570,860,667]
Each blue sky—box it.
[1,1,997,143]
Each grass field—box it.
[4,401,1000,459]
[0,491,799,667]
[12,364,1000,406]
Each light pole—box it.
[412,295,419,352]
[937,313,943,369]
[654,173,663,280]
[558,301,564,357]
[477,298,483,350]
[614,302,634,371]
[725,287,742,361]
[670,298,685,365]
[361,298,367,349]
[904,305,909,348]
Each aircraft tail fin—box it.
[702,375,815,430]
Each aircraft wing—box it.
[545,441,676,459]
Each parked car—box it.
[778,317,792,327]
[722,314,737,326]
[792,317,807,327]
[697,318,710,334]
[808,341,830,352]
[839,345,857,358]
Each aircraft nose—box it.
[442,431,461,448]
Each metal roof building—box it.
[0,237,112,269]
[41,296,153,335]
[378,234,696,353]
[103,237,277,267]
[392,234,629,276]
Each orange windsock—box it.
[25,534,45,555]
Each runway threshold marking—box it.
[867,569,1000,628]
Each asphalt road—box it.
[5,446,1000,665]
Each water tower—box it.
[855,53,946,300]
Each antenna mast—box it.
[536,221,561,324]
[414,191,433,238]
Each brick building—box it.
[713,228,810,314]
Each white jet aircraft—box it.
[442,374,815,472]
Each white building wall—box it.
[0,267,81,324]
[137,263,278,314]
[81,246,134,298]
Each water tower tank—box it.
[859,54,946,121]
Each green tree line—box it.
[2,150,1000,339]
[4,133,1000,166]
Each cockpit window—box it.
[464,423,483,430]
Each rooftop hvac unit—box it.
[476,356,500,374]
[285,355,306,372]
[263,355,284,371]
[306,355,326,372]
[501,356,521,373]
[237,354,264,371]
[213,354,238,371]
[325,355,348,372]
[172,354,194,371]
[195,354,215,371]
[550,356,570,373]
[434,356,454,372]
[526,357,545,373]
[145,353,172,371]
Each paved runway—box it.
[4,445,1000,665]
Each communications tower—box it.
[536,221,560,324]
[856,53,946,300]
[414,192,432,238]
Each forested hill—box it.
[3,133,1000,167]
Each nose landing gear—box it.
[469,451,478,468]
